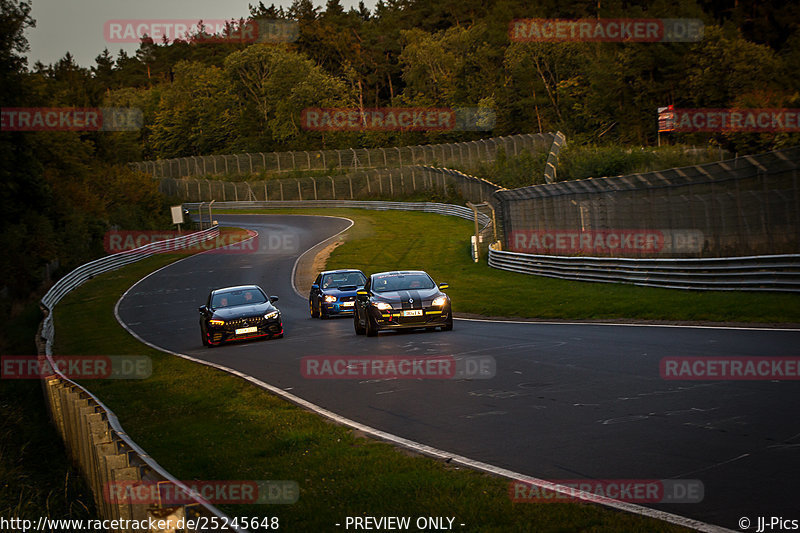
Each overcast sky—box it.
[26,0,372,68]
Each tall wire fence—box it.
[134,134,553,178]
[160,165,504,205]
[151,131,800,258]
[496,147,800,257]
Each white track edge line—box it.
[455,317,800,332]
[288,217,354,299]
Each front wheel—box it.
[310,299,320,318]
[365,311,379,337]
[442,310,453,331]
[200,324,211,346]
[354,309,365,335]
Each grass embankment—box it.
[220,208,800,324]
[447,144,727,189]
[54,226,691,532]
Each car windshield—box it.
[322,272,366,289]
[211,289,267,308]
[372,273,435,292]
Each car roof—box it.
[320,269,365,275]
[371,270,428,278]
[211,285,264,295]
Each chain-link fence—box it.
[160,166,504,205]
[134,134,553,178]
[496,147,800,257]
[155,138,800,259]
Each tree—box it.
[223,46,354,150]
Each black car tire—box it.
[320,305,328,319]
[354,309,366,335]
[310,299,320,318]
[365,311,379,337]
[443,307,454,331]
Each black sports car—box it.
[353,270,452,336]
[199,285,283,346]
[309,269,367,318]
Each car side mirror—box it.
[356,290,368,299]
[269,295,279,303]
[198,305,207,313]
[311,284,319,290]
[438,283,449,289]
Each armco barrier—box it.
[182,200,492,228]
[184,200,798,292]
[488,243,800,292]
[38,226,238,532]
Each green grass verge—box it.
[218,209,800,324]
[53,228,692,532]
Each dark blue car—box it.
[309,269,367,319]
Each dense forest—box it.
[1,0,799,324]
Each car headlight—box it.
[432,296,447,307]
[374,302,392,310]
[324,295,337,303]
[264,311,279,320]
[209,319,225,326]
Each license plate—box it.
[341,301,354,307]
[402,310,423,317]
[235,326,258,334]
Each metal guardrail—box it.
[38,226,238,532]
[183,200,492,228]
[488,243,800,292]
[184,200,798,292]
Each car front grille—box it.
[224,316,266,329]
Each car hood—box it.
[374,287,442,306]
[321,286,363,295]
[211,302,277,319]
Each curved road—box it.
[117,214,800,531]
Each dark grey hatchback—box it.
[353,270,452,336]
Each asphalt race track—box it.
[117,214,800,531]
